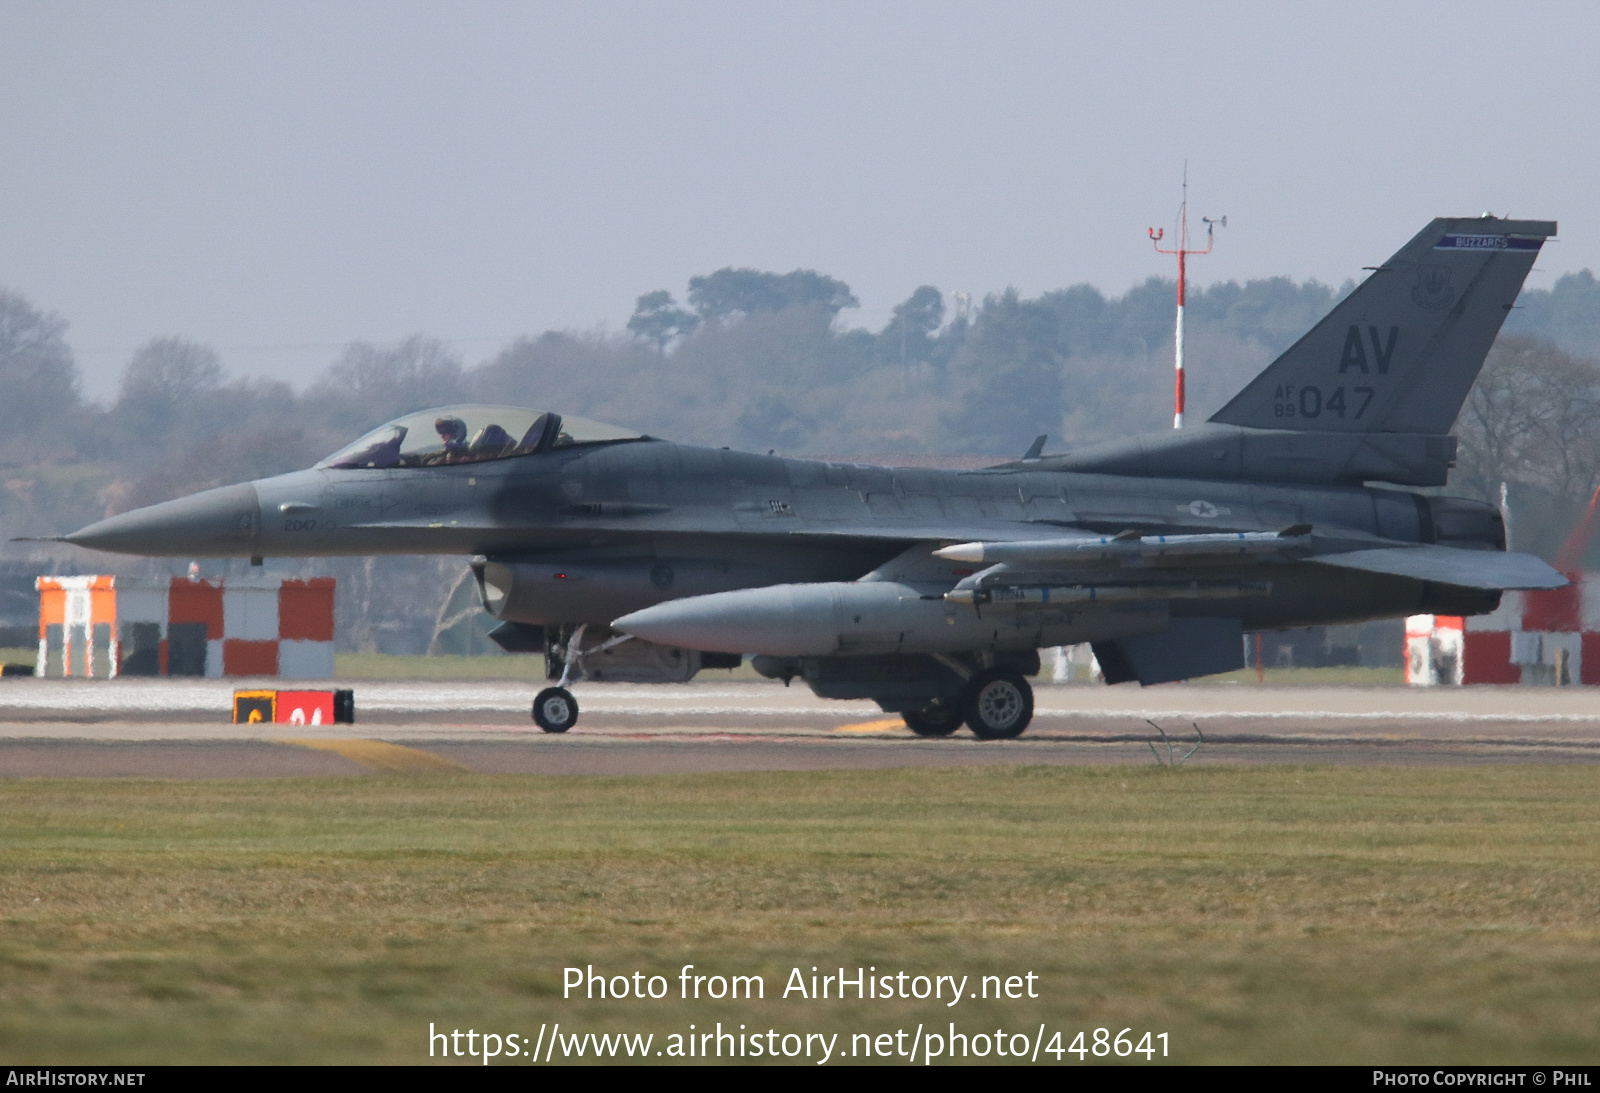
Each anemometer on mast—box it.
[1149,168,1224,428]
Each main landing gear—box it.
[962,668,1033,739]
[902,701,964,737]
[903,668,1034,740]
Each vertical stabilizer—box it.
[1209,216,1556,435]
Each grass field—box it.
[0,647,1405,686]
[2,765,1597,1065]
[331,652,764,682]
[331,654,1404,686]
[1203,665,1405,686]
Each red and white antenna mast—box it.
[1148,167,1224,428]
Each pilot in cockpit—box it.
[318,407,637,471]
[434,416,470,462]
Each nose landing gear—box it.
[532,686,578,733]
[532,622,589,733]
[532,623,636,733]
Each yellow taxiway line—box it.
[280,738,472,774]
[834,718,909,734]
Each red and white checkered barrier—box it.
[37,575,335,679]
[1406,573,1596,685]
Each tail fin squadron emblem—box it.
[1410,264,1455,311]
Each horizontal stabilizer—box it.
[1310,545,1566,590]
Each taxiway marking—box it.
[834,718,909,734]
[280,738,471,773]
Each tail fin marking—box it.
[1209,216,1556,436]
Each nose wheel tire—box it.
[902,702,964,737]
[963,669,1033,739]
[532,687,578,733]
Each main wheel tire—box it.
[902,702,964,737]
[963,669,1033,739]
[532,686,578,733]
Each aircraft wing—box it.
[1305,544,1567,590]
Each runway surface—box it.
[2,678,1599,777]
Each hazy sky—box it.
[2,0,1596,398]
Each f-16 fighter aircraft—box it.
[61,216,1566,738]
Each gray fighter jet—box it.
[61,216,1566,737]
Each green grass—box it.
[4,646,1403,685]
[1044,664,1405,686]
[334,652,538,680]
[1,766,1597,1064]
[0,647,35,668]
[1199,665,1405,686]
[1,649,754,681]
[332,653,1400,686]
[334,652,761,681]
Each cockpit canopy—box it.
[317,406,646,470]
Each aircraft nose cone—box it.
[64,483,262,557]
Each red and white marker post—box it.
[1149,175,1223,429]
